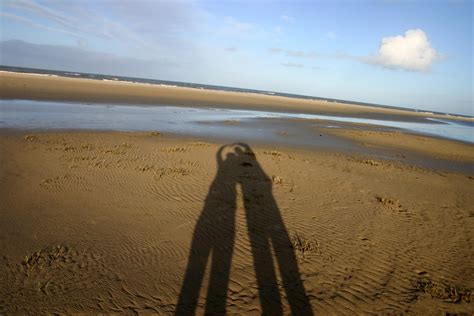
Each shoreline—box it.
[2,71,472,123]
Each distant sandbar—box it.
[1,71,471,123]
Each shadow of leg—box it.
[271,226,313,315]
[176,204,235,315]
[176,145,238,315]
[246,219,283,315]
[237,143,313,315]
[205,230,235,314]
[175,223,212,315]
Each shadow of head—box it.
[218,142,254,159]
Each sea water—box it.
[0,100,472,145]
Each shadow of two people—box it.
[176,143,313,315]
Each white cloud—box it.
[2,0,205,59]
[369,29,440,71]
[4,0,111,40]
[0,12,82,39]
[5,0,80,30]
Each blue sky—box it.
[0,0,472,115]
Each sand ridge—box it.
[1,131,473,314]
[2,71,473,122]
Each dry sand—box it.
[1,130,473,314]
[1,71,472,123]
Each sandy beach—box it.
[0,129,473,314]
[1,71,472,123]
[1,71,474,314]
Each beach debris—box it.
[178,159,199,167]
[136,165,154,172]
[41,178,55,186]
[40,174,79,187]
[149,131,161,136]
[81,143,94,150]
[101,144,131,155]
[22,245,72,274]
[272,175,283,184]
[290,184,295,193]
[264,150,283,157]
[189,142,211,147]
[414,269,427,275]
[160,146,187,153]
[154,166,190,179]
[413,276,472,303]
[24,135,37,142]
[363,159,380,166]
[376,196,405,212]
[290,232,319,254]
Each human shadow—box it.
[176,143,312,315]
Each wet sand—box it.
[1,130,473,314]
[321,126,474,175]
[2,71,473,123]
[324,126,474,162]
